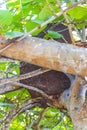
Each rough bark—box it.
[0,36,87,76]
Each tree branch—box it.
[0,68,50,86]
[60,76,87,130]
[0,83,20,94]
[0,36,87,76]
[13,82,53,100]
[56,0,74,44]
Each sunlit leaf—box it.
[38,5,52,21]
[0,10,12,26]
[67,6,87,20]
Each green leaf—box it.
[31,19,43,24]
[25,21,46,35]
[5,31,24,38]
[67,5,87,20]
[45,108,59,117]
[47,30,62,39]
[38,5,52,21]
[0,62,9,70]
[0,10,12,26]
[0,103,14,107]
[5,88,30,100]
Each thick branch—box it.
[60,77,87,130]
[0,36,87,76]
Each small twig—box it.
[57,27,68,33]
[82,26,86,42]
[25,110,29,129]
[0,37,19,54]
[0,68,50,86]
[65,20,87,25]
[62,37,68,43]
[31,109,45,130]
[56,0,75,44]
[0,42,15,53]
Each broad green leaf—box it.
[0,10,12,26]
[38,5,52,21]
[48,30,62,39]
[67,5,87,28]
[25,21,46,35]
[67,6,87,20]
[25,21,38,32]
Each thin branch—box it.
[82,26,86,42]
[0,68,50,86]
[0,81,60,108]
[56,0,74,44]
[0,83,20,94]
[65,20,87,25]
[0,42,15,53]
[31,109,45,130]
[13,82,52,100]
